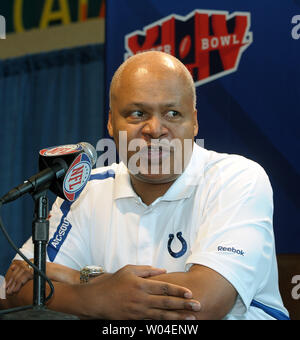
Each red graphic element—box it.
[40,145,80,157]
[99,0,106,18]
[65,191,75,202]
[125,10,252,86]
[179,35,191,59]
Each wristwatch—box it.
[80,265,105,284]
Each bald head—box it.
[109,51,196,110]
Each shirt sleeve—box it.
[14,195,92,270]
[186,157,275,315]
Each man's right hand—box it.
[5,260,34,296]
[5,260,79,296]
[79,265,201,320]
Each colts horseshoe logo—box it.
[168,232,187,258]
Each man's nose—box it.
[141,115,168,139]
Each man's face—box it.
[108,64,198,184]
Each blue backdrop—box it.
[105,0,300,253]
[0,44,105,275]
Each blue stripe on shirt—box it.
[47,169,116,262]
[89,169,115,181]
[250,299,290,320]
[47,200,73,262]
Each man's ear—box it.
[107,110,113,137]
[193,110,199,137]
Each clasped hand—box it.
[5,261,200,320]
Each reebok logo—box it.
[218,246,245,256]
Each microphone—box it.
[0,142,97,205]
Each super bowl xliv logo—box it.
[125,10,253,86]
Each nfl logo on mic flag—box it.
[39,144,93,202]
[63,153,92,202]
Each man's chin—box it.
[131,172,180,184]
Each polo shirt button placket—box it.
[137,208,156,265]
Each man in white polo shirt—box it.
[3,51,289,320]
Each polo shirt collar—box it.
[160,143,205,201]
[113,143,206,202]
[113,161,137,199]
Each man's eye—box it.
[166,110,180,118]
[130,111,144,118]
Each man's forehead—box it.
[110,74,193,112]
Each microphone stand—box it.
[1,190,78,320]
